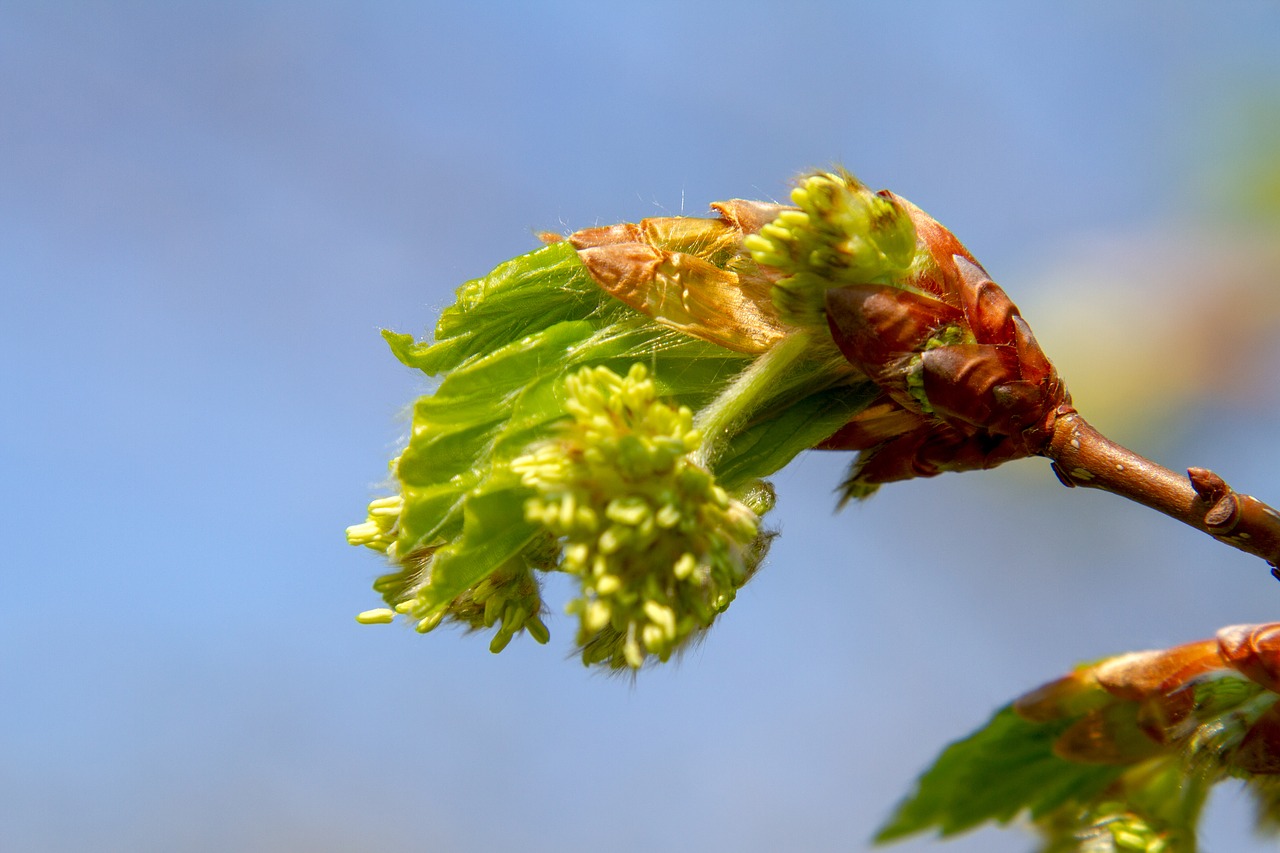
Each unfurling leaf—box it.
[878,623,1280,851]
[348,197,877,667]
[874,705,1122,842]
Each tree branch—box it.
[1043,406,1280,575]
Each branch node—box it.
[1204,493,1241,531]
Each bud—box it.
[884,624,1280,848]
[813,188,1070,496]
[351,168,1073,665]
[569,170,1072,498]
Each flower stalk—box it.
[690,328,814,468]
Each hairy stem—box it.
[692,329,814,468]
[1044,407,1280,573]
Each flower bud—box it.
[743,170,917,327]
[815,193,1070,495]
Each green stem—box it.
[692,329,814,468]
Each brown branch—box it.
[1043,406,1280,576]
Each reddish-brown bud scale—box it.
[816,395,926,451]
[824,285,962,368]
[954,257,1017,345]
[823,197,1068,491]
[568,212,788,355]
[1218,623,1280,695]
[1092,641,1223,702]
[1053,705,1166,765]
[1013,624,1280,774]
[886,193,980,308]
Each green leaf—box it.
[395,320,596,491]
[875,705,1123,843]
[717,381,879,489]
[421,319,597,424]
[393,480,469,558]
[422,486,540,611]
[408,241,616,375]
[565,319,754,403]
[382,329,433,371]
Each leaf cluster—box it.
[352,239,875,665]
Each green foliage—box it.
[875,705,1124,842]
[878,658,1280,851]
[349,237,876,667]
[350,168,1280,845]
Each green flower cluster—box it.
[513,363,771,668]
[743,170,918,326]
[415,555,550,652]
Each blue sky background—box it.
[3,3,1280,851]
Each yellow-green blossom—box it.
[744,170,917,326]
[512,363,770,668]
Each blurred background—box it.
[3,3,1280,851]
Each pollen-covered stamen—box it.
[345,494,403,553]
[355,608,396,624]
[361,534,549,649]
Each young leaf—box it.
[875,705,1122,842]
[349,198,887,665]
[881,624,1280,849]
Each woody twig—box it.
[1045,406,1280,574]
